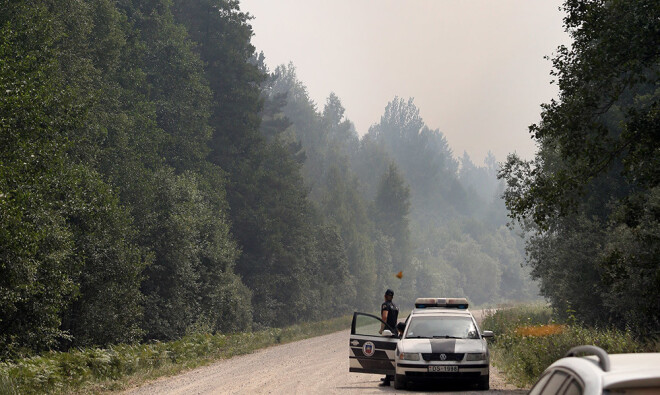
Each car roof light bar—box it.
[414,297,469,309]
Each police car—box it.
[349,297,493,390]
[529,345,660,395]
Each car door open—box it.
[348,312,398,376]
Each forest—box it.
[7,0,654,361]
[499,0,659,334]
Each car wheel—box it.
[477,375,489,390]
[394,374,407,390]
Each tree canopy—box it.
[499,0,659,332]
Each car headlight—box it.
[399,352,420,361]
[466,352,487,361]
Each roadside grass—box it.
[481,302,554,333]
[482,304,657,388]
[0,315,352,395]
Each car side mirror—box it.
[382,329,393,337]
[481,330,494,338]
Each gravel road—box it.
[124,311,527,394]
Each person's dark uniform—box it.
[381,296,399,330]
[379,289,399,386]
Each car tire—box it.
[394,374,407,390]
[477,375,489,390]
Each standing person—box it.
[379,289,399,386]
[379,289,399,334]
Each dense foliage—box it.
[1,0,537,360]
[482,305,652,387]
[499,0,660,333]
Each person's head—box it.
[396,322,406,335]
[384,289,394,301]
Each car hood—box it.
[399,338,485,354]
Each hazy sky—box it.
[240,0,571,162]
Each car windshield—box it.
[405,316,479,339]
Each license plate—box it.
[428,365,459,373]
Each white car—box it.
[528,345,660,395]
[349,297,493,390]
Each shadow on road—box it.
[400,381,527,393]
[336,380,527,394]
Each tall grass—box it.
[482,302,555,334]
[0,315,352,394]
[483,304,655,388]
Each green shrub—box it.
[493,325,643,387]
[483,305,652,388]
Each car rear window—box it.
[530,370,570,395]
[564,379,582,395]
[529,372,553,395]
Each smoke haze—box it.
[242,0,571,161]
